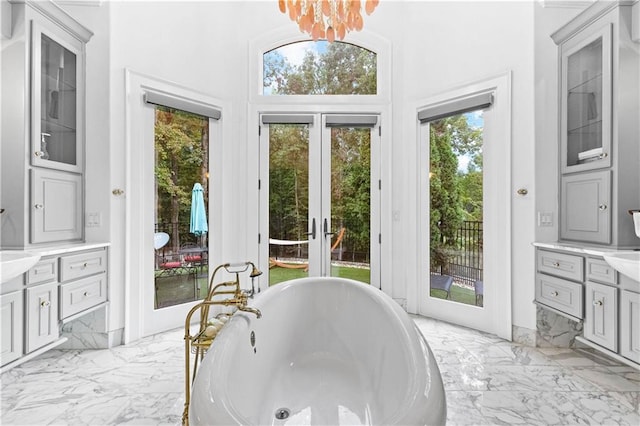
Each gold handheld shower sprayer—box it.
[182,261,262,425]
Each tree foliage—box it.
[155,107,208,251]
[264,41,376,95]
[265,42,375,258]
[430,114,483,270]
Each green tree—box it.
[264,41,377,258]
[269,124,309,242]
[155,107,208,251]
[430,118,464,271]
[429,113,483,271]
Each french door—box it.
[417,75,512,340]
[258,113,381,290]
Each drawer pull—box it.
[552,262,560,268]
[83,262,88,268]
[550,291,559,297]
[83,291,90,297]
[593,300,603,307]
[40,300,51,308]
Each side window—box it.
[263,40,376,95]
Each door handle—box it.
[306,218,316,239]
[324,218,335,237]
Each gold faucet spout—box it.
[237,305,262,318]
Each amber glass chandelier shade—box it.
[278,0,379,42]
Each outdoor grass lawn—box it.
[155,265,480,308]
[270,265,479,306]
[431,284,478,306]
[269,265,371,285]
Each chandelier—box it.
[278,0,380,42]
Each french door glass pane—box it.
[429,111,484,306]
[153,106,209,309]
[269,124,310,285]
[330,127,371,284]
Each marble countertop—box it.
[532,241,639,257]
[1,242,110,257]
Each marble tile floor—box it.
[1,316,639,425]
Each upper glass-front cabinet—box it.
[31,22,84,173]
[560,24,612,174]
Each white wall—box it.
[534,2,583,245]
[54,0,588,339]
[395,1,537,330]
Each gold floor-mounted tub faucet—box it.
[182,261,262,425]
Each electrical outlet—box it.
[86,212,101,227]
[538,212,553,227]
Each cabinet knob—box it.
[40,300,51,308]
[83,291,90,297]
[552,262,560,268]
[599,204,608,211]
[34,204,44,209]
[593,300,603,307]
[551,291,559,297]
[35,151,45,158]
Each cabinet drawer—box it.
[26,258,58,285]
[536,274,584,319]
[537,249,584,282]
[60,250,107,282]
[586,257,617,285]
[59,273,107,319]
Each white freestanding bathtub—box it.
[189,277,447,425]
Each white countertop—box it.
[1,242,110,257]
[532,241,639,257]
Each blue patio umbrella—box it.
[190,183,208,237]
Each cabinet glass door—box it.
[561,25,611,173]
[32,24,83,173]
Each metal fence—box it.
[432,220,483,288]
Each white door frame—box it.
[256,112,382,290]
[123,70,226,342]
[415,73,512,340]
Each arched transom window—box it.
[263,40,377,95]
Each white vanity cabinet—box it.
[25,281,59,353]
[58,249,107,320]
[620,289,640,363]
[30,17,84,173]
[552,1,640,247]
[1,290,24,366]
[535,248,584,320]
[560,170,611,244]
[0,245,108,370]
[31,169,83,243]
[0,0,92,248]
[584,280,617,352]
[559,20,612,174]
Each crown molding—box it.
[9,0,93,42]
[53,0,103,7]
[539,0,595,9]
[551,0,635,44]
